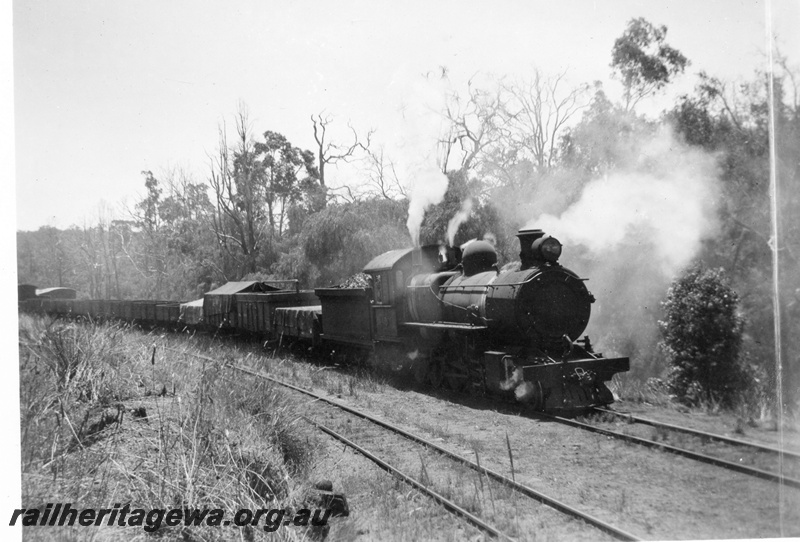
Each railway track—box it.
[231,363,641,541]
[533,408,800,490]
[593,406,800,460]
[304,417,515,541]
[166,347,640,540]
[166,344,800,492]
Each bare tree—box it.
[207,108,265,276]
[326,184,362,204]
[78,206,123,299]
[95,203,122,298]
[439,71,590,194]
[359,144,407,200]
[311,112,372,186]
[441,80,510,173]
[501,70,591,172]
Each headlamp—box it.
[540,237,562,261]
[531,236,562,262]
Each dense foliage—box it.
[659,266,750,406]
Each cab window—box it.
[374,275,382,304]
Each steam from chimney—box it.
[406,170,449,246]
[385,67,451,246]
[446,198,473,245]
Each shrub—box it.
[659,265,751,407]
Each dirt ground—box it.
[258,356,800,541]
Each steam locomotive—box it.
[20,228,629,412]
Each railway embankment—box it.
[18,315,336,541]
[17,315,800,540]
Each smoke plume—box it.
[447,198,473,245]
[527,127,721,374]
[530,127,718,277]
[384,67,451,246]
[406,169,449,246]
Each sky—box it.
[11,0,800,231]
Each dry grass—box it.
[221,342,390,405]
[18,314,322,541]
[608,370,794,433]
[607,374,672,408]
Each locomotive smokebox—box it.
[517,228,545,269]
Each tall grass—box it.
[19,314,321,541]
[609,371,790,429]
[19,315,140,470]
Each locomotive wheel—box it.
[428,356,444,389]
[529,381,545,411]
[444,371,468,392]
[412,356,430,384]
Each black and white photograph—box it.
[7,1,800,540]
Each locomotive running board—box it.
[401,322,489,331]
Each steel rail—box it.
[304,417,514,541]
[140,347,511,538]
[217,360,642,541]
[593,407,800,461]
[164,346,640,540]
[537,411,800,490]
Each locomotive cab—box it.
[361,248,413,342]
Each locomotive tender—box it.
[20,228,629,412]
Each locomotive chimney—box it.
[517,228,545,270]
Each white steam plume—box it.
[530,127,719,279]
[446,198,473,245]
[526,127,720,370]
[384,67,451,246]
[406,169,449,246]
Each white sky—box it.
[12,0,800,231]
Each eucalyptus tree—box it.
[208,108,318,276]
[610,17,689,111]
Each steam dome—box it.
[462,240,497,276]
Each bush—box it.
[302,198,409,285]
[659,265,751,407]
